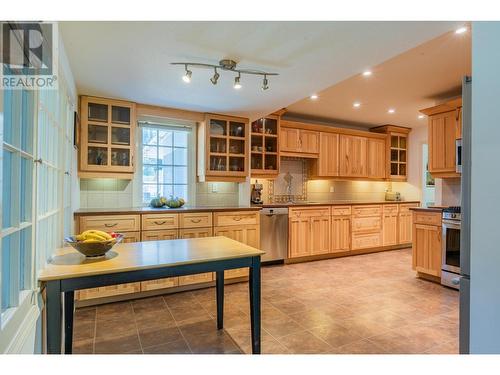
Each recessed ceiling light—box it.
[455,26,468,34]
[362,71,372,77]
[418,114,425,119]
[310,94,318,100]
[353,102,361,108]
[388,108,395,114]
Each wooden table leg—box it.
[216,271,224,330]
[249,256,261,354]
[46,281,62,354]
[64,291,75,354]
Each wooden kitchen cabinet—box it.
[398,203,419,245]
[214,224,259,278]
[288,207,331,258]
[76,282,141,301]
[412,222,442,278]
[198,113,249,182]
[351,204,382,250]
[367,138,386,179]
[141,230,178,241]
[420,98,461,178]
[250,115,280,177]
[331,216,351,252]
[279,122,319,157]
[339,135,368,177]
[370,125,411,181]
[382,204,398,246]
[79,96,136,179]
[311,132,339,177]
[178,227,214,286]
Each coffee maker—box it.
[251,180,264,204]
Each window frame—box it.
[137,122,195,206]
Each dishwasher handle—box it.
[260,207,289,216]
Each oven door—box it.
[442,220,461,273]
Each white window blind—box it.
[141,123,191,205]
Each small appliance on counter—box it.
[385,191,401,201]
[251,180,264,204]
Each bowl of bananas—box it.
[65,230,124,258]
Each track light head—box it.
[182,65,192,83]
[210,68,220,85]
[262,75,269,91]
[234,74,242,90]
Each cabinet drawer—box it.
[352,232,382,250]
[352,205,382,217]
[76,283,141,301]
[140,278,178,292]
[225,268,249,279]
[180,212,212,228]
[332,206,351,216]
[289,206,331,219]
[399,203,419,212]
[352,216,382,232]
[142,214,179,230]
[383,204,399,214]
[79,215,140,232]
[413,211,442,226]
[141,230,178,241]
[214,211,259,227]
[179,272,213,286]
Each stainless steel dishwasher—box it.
[260,207,288,263]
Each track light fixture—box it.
[210,68,220,85]
[262,75,269,91]
[182,64,192,83]
[172,59,278,91]
[234,73,242,90]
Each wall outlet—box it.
[329,186,335,193]
[212,183,218,193]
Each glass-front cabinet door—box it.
[80,96,135,177]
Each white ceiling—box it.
[285,28,471,129]
[60,21,465,121]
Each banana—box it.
[81,230,112,241]
[82,239,101,243]
[85,233,108,241]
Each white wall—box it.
[469,21,500,353]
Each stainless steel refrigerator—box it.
[459,75,472,354]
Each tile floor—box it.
[72,248,459,354]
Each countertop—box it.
[256,200,420,208]
[74,205,262,216]
[409,206,447,213]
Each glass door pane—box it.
[88,124,108,144]
[111,106,131,125]
[111,148,130,166]
[88,146,108,165]
[229,121,245,137]
[111,127,130,145]
[88,103,108,122]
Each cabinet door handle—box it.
[190,218,202,223]
[104,223,117,228]
[233,217,243,221]
[154,220,167,225]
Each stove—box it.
[442,206,461,221]
[442,206,461,289]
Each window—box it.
[1,89,35,317]
[141,125,190,204]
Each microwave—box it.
[456,139,462,173]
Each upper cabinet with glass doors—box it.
[197,113,249,182]
[79,96,136,179]
[370,125,411,181]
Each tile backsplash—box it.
[79,179,240,208]
[307,180,392,202]
[80,179,133,208]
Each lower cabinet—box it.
[214,224,260,278]
[352,232,382,250]
[398,203,418,244]
[412,211,442,278]
[178,227,214,285]
[76,282,141,301]
[288,207,331,258]
[140,230,179,291]
[382,205,399,246]
[331,216,350,252]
